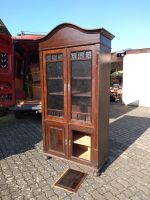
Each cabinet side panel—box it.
[100,35,111,48]
[98,44,111,167]
[39,51,46,152]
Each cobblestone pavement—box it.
[0,104,150,200]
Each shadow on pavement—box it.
[0,113,42,160]
[1,105,150,177]
[102,115,150,172]
[109,103,137,119]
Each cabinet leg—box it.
[93,159,109,176]
[44,155,51,160]
[93,170,101,177]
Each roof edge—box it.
[126,48,150,54]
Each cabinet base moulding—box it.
[43,152,108,177]
[44,155,52,160]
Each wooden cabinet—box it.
[39,23,114,175]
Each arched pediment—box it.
[39,23,114,50]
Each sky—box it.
[0,0,150,52]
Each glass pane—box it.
[46,60,64,117]
[71,52,77,60]
[71,79,91,96]
[58,53,63,60]
[48,95,64,110]
[85,51,92,59]
[46,54,51,62]
[71,60,91,77]
[47,79,63,93]
[71,57,92,122]
[71,96,91,121]
[78,51,85,59]
[47,62,63,77]
[51,54,57,61]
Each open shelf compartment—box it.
[72,130,91,161]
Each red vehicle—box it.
[0,19,15,108]
[0,19,44,114]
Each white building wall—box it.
[123,53,150,107]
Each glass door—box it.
[68,46,94,124]
[44,49,67,120]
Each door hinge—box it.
[65,139,67,146]
[69,140,71,146]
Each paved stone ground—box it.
[0,104,150,200]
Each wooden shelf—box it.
[48,108,64,117]
[48,77,63,80]
[72,77,91,80]
[72,112,90,116]
[48,92,64,95]
[78,148,90,160]
[71,58,91,61]
[48,108,64,112]
[72,91,91,97]
[46,59,63,63]
[73,144,91,161]
[73,135,91,147]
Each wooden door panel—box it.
[45,121,67,158]
[47,126,64,152]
